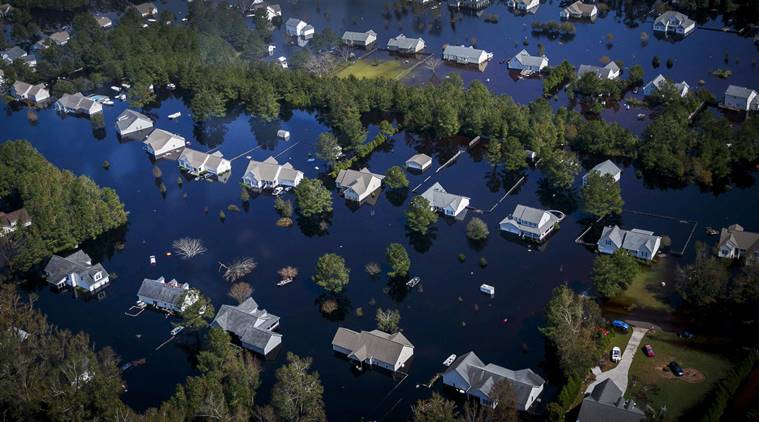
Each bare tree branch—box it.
[172,238,207,260]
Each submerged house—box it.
[331,328,414,372]
[11,81,50,104]
[577,61,620,80]
[0,208,31,236]
[44,250,109,292]
[212,298,282,355]
[448,0,491,10]
[653,11,695,36]
[143,128,186,157]
[285,18,314,39]
[499,204,559,241]
[137,277,198,313]
[577,379,645,422]
[116,109,154,138]
[133,2,158,17]
[1,46,26,64]
[386,34,426,54]
[405,153,432,172]
[597,226,662,261]
[643,74,689,97]
[55,92,102,116]
[582,160,621,185]
[342,30,377,48]
[442,351,545,411]
[336,168,384,202]
[250,2,282,21]
[178,148,232,176]
[442,45,494,65]
[0,3,12,18]
[242,156,304,189]
[722,85,759,111]
[420,182,470,217]
[506,0,539,12]
[560,1,597,20]
[49,31,70,46]
[507,49,548,73]
[717,224,759,261]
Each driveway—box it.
[585,326,649,394]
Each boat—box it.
[170,326,184,336]
[480,284,495,296]
[121,83,131,89]
[637,113,646,120]
[102,99,114,106]
[406,276,421,288]
[110,86,121,92]
[166,83,176,90]
[705,227,719,236]
[136,300,146,309]
[272,186,284,196]
[168,112,182,119]
[277,278,293,286]
[149,255,156,265]
[443,354,457,367]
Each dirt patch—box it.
[655,364,705,383]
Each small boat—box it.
[166,83,176,90]
[121,83,131,89]
[277,278,293,286]
[502,318,509,324]
[306,157,316,162]
[149,255,156,265]
[480,284,495,296]
[406,276,421,288]
[168,112,182,119]
[102,99,114,106]
[170,326,184,336]
[705,227,719,236]
[272,186,284,196]
[637,113,646,120]
[136,300,146,309]
[443,354,457,367]
[110,86,122,92]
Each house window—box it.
[93,272,102,281]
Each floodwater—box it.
[2,1,759,420]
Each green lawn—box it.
[626,330,733,420]
[600,330,632,371]
[336,59,409,80]
[612,260,673,312]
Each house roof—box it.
[332,328,413,364]
[577,379,645,422]
[599,225,660,253]
[512,49,547,67]
[57,92,97,112]
[134,2,156,15]
[725,85,757,99]
[179,148,227,171]
[137,277,190,307]
[718,224,759,252]
[285,17,304,27]
[587,160,621,178]
[443,45,487,61]
[2,46,27,61]
[387,34,424,50]
[116,109,153,133]
[145,128,185,151]
[244,156,302,184]
[49,31,70,44]
[578,61,619,79]
[44,250,108,286]
[444,351,545,409]
[406,153,432,167]
[342,30,377,43]
[95,16,112,27]
[0,208,30,228]
[213,298,281,350]
[336,168,384,196]
[655,10,694,28]
[563,1,596,16]
[420,182,469,211]
[12,81,32,95]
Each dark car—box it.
[669,361,684,377]
[678,331,694,339]
[643,344,655,357]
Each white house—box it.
[597,226,662,261]
[507,49,548,73]
[0,208,31,236]
[143,128,186,157]
[499,204,560,241]
[582,160,621,185]
[560,1,597,20]
[442,45,493,65]
[55,92,102,116]
[285,18,314,39]
[443,351,545,410]
[506,0,540,12]
[116,109,154,138]
[420,182,470,217]
[212,298,282,355]
[11,81,50,105]
[342,30,377,48]
[643,74,689,97]
[44,250,109,292]
[653,11,695,36]
[406,153,432,171]
[49,31,70,46]
[717,224,759,261]
[387,34,425,54]
[332,328,414,372]
[577,61,620,80]
[242,156,304,189]
[137,277,198,313]
[336,168,384,202]
[250,2,281,21]
[722,85,758,111]
[178,148,232,176]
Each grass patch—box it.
[337,59,408,80]
[627,330,733,420]
[612,260,673,312]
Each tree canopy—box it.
[591,250,640,299]
[294,178,333,218]
[580,172,624,218]
[406,196,438,234]
[313,253,350,293]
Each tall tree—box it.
[412,394,459,422]
[313,253,350,293]
[294,178,333,217]
[590,250,639,298]
[676,243,729,307]
[315,132,341,167]
[406,196,438,234]
[541,150,580,190]
[385,243,411,277]
[270,353,326,422]
[580,172,624,218]
[383,166,409,190]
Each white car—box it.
[611,347,622,363]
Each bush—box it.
[466,217,490,240]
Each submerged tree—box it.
[313,253,350,293]
[406,196,438,234]
[376,308,401,333]
[229,282,253,304]
[590,250,639,299]
[384,166,409,189]
[269,353,326,422]
[220,257,257,282]
[466,217,490,240]
[278,266,299,281]
[385,243,411,277]
[412,393,459,422]
[580,172,624,219]
[294,178,333,217]
[172,238,208,259]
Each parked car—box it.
[643,344,655,357]
[678,331,694,339]
[612,320,630,331]
[611,346,622,363]
[669,361,684,377]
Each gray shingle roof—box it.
[725,85,757,99]
[212,298,281,351]
[578,62,619,79]
[718,224,759,252]
[443,45,489,61]
[420,182,469,211]
[44,250,108,288]
[342,30,377,43]
[654,11,694,29]
[406,153,432,167]
[511,49,547,68]
[116,109,153,134]
[387,34,425,51]
[577,379,645,422]
[587,160,621,178]
[1,46,26,62]
[332,328,413,365]
[336,168,384,196]
[137,277,189,307]
[144,128,185,152]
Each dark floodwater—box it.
[3,1,759,420]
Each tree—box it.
[274,197,293,218]
[270,353,326,422]
[294,179,333,218]
[385,243,411,277]
[591,250,639,298]
[315,132,341,167]
[278,266,299,281]
[580,172,624,218]
[365,262,381,277]
[172,238,207,259]
[406,196,438,234]
[376,308,401,333]
[190,88,227,121]
[313,253,350,293]
[220,257,257,282]
[177,291,215,333]
[425,57,443,77]
[229,282,253,304]
[485,140,502,166]
[676,243,729,307]
[502,136,527,171]
[384,166,409,189]
[412,394,459,422]
[466,218,490,240]
[541,150,580,190]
